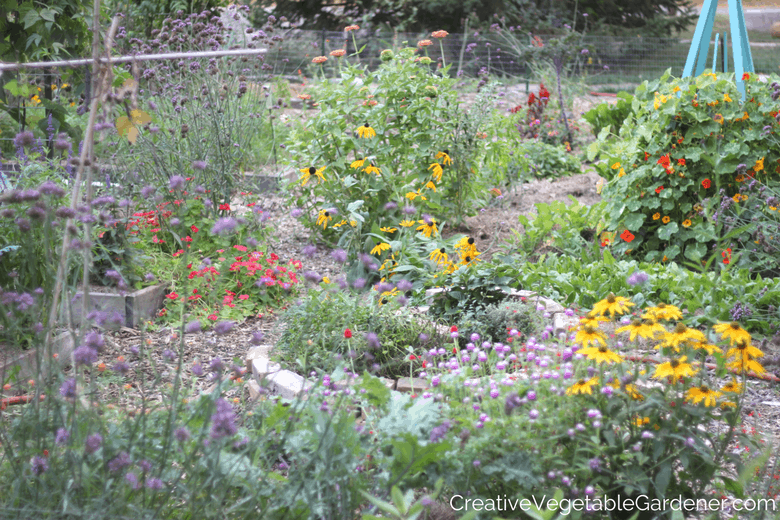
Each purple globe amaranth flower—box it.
[174,426,191,442]
[30,454,49,476]
[108,451,132,473]
[211,217,238,235]
[429,420,450,443]
[185,320,201,334]
[59,378,77,398]
[85,433,103,454]
[290,208,303,218]
[192,363,204,376]
[627,270,649,286]
[112,361,131,374]
[249,331,264,345]
[209,357,224,374]
[162,349,177,362]
[210,398,238,439]
[330,248,348,263]
[55,428,70,445]
[214,320,234,336]
[146,477,164,490]
[364,332,380,349]
[528,409,539,419]
[84,331,105,351]
[14,131,35,148]
[192,160,207,171]
[301,244,318,258]
[73,345,98,366]
[396,279,413,292]
[125,472,140,489]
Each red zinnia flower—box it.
[218,203,231,211]
[655,186,664,194]
[620,230,635,242]
[702,179,711,189]
[191,225,199,233]
[166,292,179,300]
[409,355,417,360]
[450,325,458,332]
[344,328,352,339]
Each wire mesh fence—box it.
[2,24,779,153]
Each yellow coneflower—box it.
[425,181,437,192]
[458,252,480,266]
[566,377,599,396]
[370,242,391,255]
[591,293,634,317]
[429,247,448,266]
[416,218,438,238]
[455,236,478,258]
[574,324,607,347]
[720,379,743,394]
[579,344,623,364]
[658,323,706,350]
[624,384,644,401]
[633,416,650,427]
[686,385,722,407]
[399,219,415,228]
[428,162,443,181]
[727,354,765,375]
[642,302,683,321]
[380,226,398,233]
[653,356,697,379]
[579,311,610,329]
[299,166,326,186]
[350,158,366,169]
[405,191,427,201]
[357,122,376,138]
[726,339,763,363]
[332,219,349,228]
[436,150,452,166]
[316,209,333,229]
[364,163,381,175]
[378,287,399,305]
[615,319,665,342]
[713,321,751,345]
[692,340,722,355]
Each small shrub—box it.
[583,91,634,137]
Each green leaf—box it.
[655,461,672,497]
[22,9,40,29]
[684,242,706,261]
[657,221,679,241]
[624,213,646,231]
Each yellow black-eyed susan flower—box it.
[713,321,751,345]
[350,158,366,169]
[458,252,480,266]
[574,324,607,347]
[726,339,763,363]
[364,163,381,175]
[370,242,391,255]
[416,218,438,238]
[623,384,644,401]
[378,287,399,305]
[591,293,634,317]
[381,226,398,233]
[316,209,333,229]
[566,377,598,396]
[425,180,437,192]
[357,122,376,138]
[455,236,478,258]
[579,344,623,364]
[428,162,443,182]
[686,385,722,407]
[720,378,743,394]
[615,319,665,342]
[299,166,326,186]
[691,340,722,355]
[405,191,427,201]
[579,311,609,329]
[653,356,697,379]
[727,354,765,375]
[658,322,706,350]
[399,219,415,228]
[642,302,683,321]
[436,150,452,166]
[429,247,448,266]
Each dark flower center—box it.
[467,237,475,245]
[658,303,667,309]
[577,379,586,386]
[670,359,680,368]
[439,248,446,254]
[598,346,608,353]
[606,293,616,303]
[631,319,643,327]
[324,211,330,217]
[444,148,449,154]
[428,222,434,227]
[699,385,709,392]
[730,322,741,330]
[308,166,316,174]
[674,323,688,334]
[364,122,369,128]
[464,256,471,262]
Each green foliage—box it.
[455,298,545,344]
[104,0,230,41]
[426,260,518,319]
[583,91,634,138]
[284,46,496,255]
[507,198,606,261]
[595,71,780,264]
[275,287,447,379]
[0,0,90,61]
[109,12,281,213]
[521,141,582,179]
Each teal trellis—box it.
[682,0,755,99]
